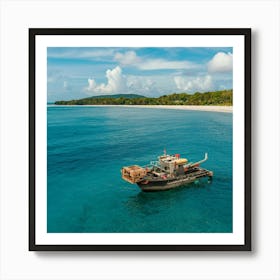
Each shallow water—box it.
[47,106,232,233]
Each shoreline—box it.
[48,104,233,113]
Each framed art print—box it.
[29,28,251,251]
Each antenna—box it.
[164,148,167,156]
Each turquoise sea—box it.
[47,106,232,233]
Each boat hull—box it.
[137,168,213,192]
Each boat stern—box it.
[121,165,147,184]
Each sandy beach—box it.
[115,105,233,113]
[52,104,233,113]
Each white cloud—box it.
[48,48,115,59]
[86,66,126,94]
[62,80,73,91]
[138,59,197,70]
[174,75,214,93]
[114,50,198,70]
[114,51,141,66]
[79,49,115,58]
[87,78,96,90]
[207,52,233,73]
[85,66,175,96]
[126,76,164,96]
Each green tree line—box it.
[55,89,233,106]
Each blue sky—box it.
[47,47,233,102]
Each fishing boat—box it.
[121,150,213,192]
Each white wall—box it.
[0,0,279,279]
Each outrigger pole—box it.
[187,153,208,168]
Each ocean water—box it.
[47,106,232,233]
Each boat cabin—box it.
[158,154,188,175]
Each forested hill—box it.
[85,94,146,99]
[54,90,232,106]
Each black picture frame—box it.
[29,28,251,251]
